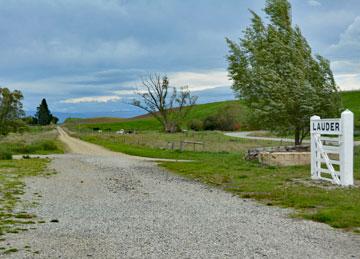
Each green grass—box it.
[0,159,51,242]
[342,90,360,140]
[74,130,360,232]
[342,90,360,128]
[76,131,291,159]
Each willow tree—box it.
[226,0,341,145]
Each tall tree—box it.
[226,0,341,145]
[0,88,25,135]
[35,98,53,125]
[132,74,198,133]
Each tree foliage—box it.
[132,74,198,133]
[226,0,342,145]
[35,98,57,125]
[0,88,25,135]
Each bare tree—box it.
[132,73,197,133]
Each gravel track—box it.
[224,131,360,146]
[2,128,360,258]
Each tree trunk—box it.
[295,127,301,146]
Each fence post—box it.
[310,115,320,180]
[340,110,354,186]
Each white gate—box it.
[310,110,354,186]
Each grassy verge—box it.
[74,131,291,157]
[72,129,360,232]
[0,126,64,158]
[0,159,52,254]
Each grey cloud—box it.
[1,0,360,114]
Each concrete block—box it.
[258,152,311,167]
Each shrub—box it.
[38,140,58,151]
[203,105,242,131]
[188,119,203,131]
[11,140,58,154]
[0,147,12,160]
[355,128,360,138]
[203,116,218,131]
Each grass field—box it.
[342,90,360,127]
[0,159,52,254]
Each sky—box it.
[0,0,359,118]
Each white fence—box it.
[310,110,354,186]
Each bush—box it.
[11,140,58,154]
[188,119,203,131]
[355,128,360,138]
[38,140,58,151]
[203,105,242,131]
[203,116,218,131]
[0,147,12,160]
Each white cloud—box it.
[168,70,231,91]
[61,95,121,104]
[113,69,232,94]
[308,0,321,7]
[112,89,137,96]
[334,73,360,91]
[332,60,360,74]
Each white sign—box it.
[311,119,341,135]
[310,110,354,186]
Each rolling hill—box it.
[65,91,360,131]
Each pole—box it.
[310,115,320,180]
[340,110,354,186]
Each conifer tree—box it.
[35,98,53,125]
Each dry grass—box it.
[0,126,64,155]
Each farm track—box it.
[3,128,360,258]
[225,131,360,146]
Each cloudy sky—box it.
[1,0,359,117]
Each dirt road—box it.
[3,128,360,258]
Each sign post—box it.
[310,110,354,186]
[340,110,354,186]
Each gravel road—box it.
[3,128,360,258]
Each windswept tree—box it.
[132,74,198,133]
[226,0,341,145]
[35,98,56,125]
[0,88,25,135]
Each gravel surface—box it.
[2,128,360,258]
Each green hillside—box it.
[65,90,359,132]
[341,90,360,128]
[65,100,249,132]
